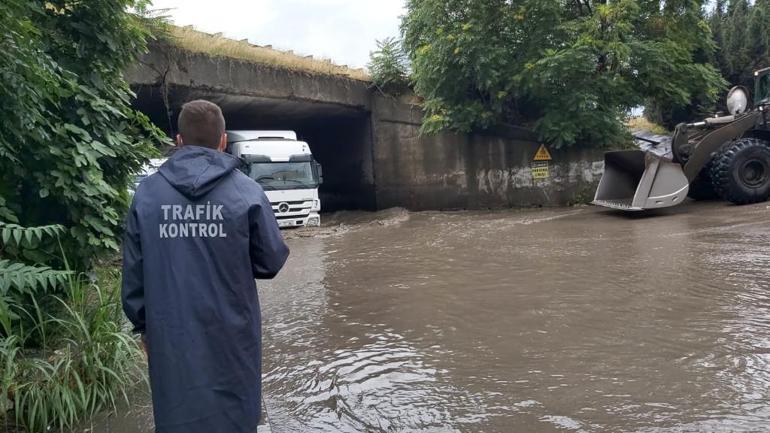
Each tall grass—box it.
[1,270,145,433]
[169,26,370,82]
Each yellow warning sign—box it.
[533,144,552,161]
[531,161,550,179]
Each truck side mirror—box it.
[316,163,324,185]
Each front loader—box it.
[594,67,770,211]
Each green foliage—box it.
[0,260,72,297]
[710,0,770,89]
[369,37,411,95]
[0,223,65,251]
[2,274,144,433]
[402,0,726,148]
[0,3,158,427]
[0,0,167,270]
[1,223,143,432]
[0,223,72,337]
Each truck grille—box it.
[272,200,311,219]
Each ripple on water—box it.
[264,331,475,432]
[260,205,770,433]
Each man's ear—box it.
[176,134,184,147]
[218,133,227,152]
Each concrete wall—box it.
[371,96,605,210]
[126,42,371,111]
[128,45,606,211]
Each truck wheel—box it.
[710,138,770,205]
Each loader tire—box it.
[688,163,718,201]
[710,138,770,205]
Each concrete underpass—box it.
[127,42,604,213]
[133,85,376,212]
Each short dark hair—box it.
[177,100,226,149]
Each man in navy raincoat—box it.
[122,100,289,433]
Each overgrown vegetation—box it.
[0,224,144,432]
[170,26,370,81]
[0,223,72,342]
[0,0,166,270]
[1,1,159,430]
[400,0,726,148]
[368,37,411,95]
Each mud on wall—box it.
[371,96,605,210]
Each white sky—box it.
[149,0,406,69]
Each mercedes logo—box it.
[278,202,290,214]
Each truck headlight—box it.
[308,216,320,226]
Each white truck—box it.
[227,130,322,228]
[130,158,167,195]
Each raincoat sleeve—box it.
[121,201,145,334]
[248,191,290,279]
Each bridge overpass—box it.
[126,40,602,212]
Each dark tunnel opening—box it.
[132,85,376,212]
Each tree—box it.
[0,0,166,269]
[402,0,725,147]
[750,0,770,67]
[705,0,770,115]
[369,37,411,96]
[720,0,753,85]
[710,0,770,90]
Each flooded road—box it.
[260,203,770,432]
[82,202,770,432]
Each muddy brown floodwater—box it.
[85,202,770,433]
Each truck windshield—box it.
[247,162,318,190]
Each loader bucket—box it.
[593,150,690,211]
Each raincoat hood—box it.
[159,145,242,199]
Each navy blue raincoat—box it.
[122,145,289,433]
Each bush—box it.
[0,0,167,270]
[2,273,144,433]
[0,223,73,339]
[1,224,144,432]
[1,1,159,429]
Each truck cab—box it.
[227,130,322,228]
